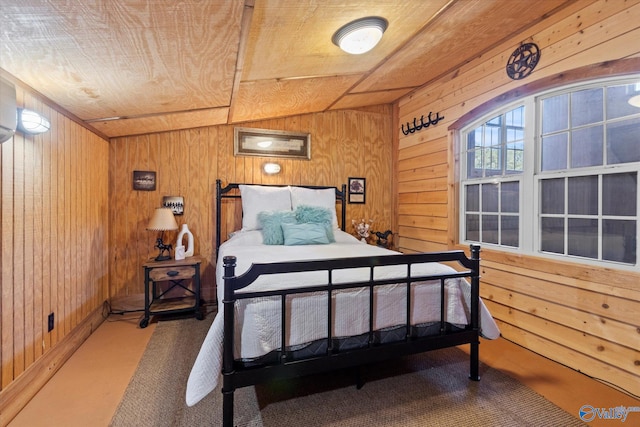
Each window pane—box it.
[607,117,640,165]
[571,125,603,168]
[542,94,568,133]
[506,127,524,143]
[482,183,499,212]
[468,127,482,149]
[571,88,603,127]
[485,120,502,146]
[483,146,502,175]
[603,219,636,264]
[541,217,564,254]
[541,133,568,171]
[466,184,480,211]
[603,173,637,216]
[505,105,524,127]
[501,181,519,213]
[467,150,482,178]
[466,214,479,241]
[501,216,519,247]
[506,141,524,172]
[568,176,598,215]
[568,218,598,258]
[482,215,499,244]
[540,178,564,214]
[606,84,640,120]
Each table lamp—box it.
[147,207,179,261]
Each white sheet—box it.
[186,230,500,406]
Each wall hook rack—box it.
[401,111,444,135]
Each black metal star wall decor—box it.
[506,43,540,80]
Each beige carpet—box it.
[110,314,586,427]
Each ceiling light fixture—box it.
[17,108,50,135]
[332,16,388,55]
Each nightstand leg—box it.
[194,263,203,320]
[141,267,151,328]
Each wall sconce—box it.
[263,162,281,175]
[332,16,388,55]
[17,108,50,135]
[629,82,640,108]
[147,207,178,261]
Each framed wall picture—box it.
[132,170,156,191]
[163,196,184,215]
[234,127,311,159]
[348,177,366,204]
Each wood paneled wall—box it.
[397,0,640,396]
[0,83,109,423]
[108,106,394,301]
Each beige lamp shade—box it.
[147,207,178,231]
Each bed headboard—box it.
[215,180,347,255]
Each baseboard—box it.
[0,304,106,427]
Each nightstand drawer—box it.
[149,266,195,282]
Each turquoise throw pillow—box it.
[294,205,335,242]
[258,210,296,245]
[282,223,330,245]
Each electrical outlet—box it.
[48,312,54,332]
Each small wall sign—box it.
[163,196,184,215]
[506,42,540,80]
[348,177,366,204]
[132,170,156,191]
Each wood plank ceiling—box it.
[0,0,577,138]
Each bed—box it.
[186,181,500,426]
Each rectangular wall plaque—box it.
[234,127,311,159]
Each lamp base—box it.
[154,237,173,261]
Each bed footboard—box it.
[221,245,481,427]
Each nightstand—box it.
[140,256,203,328]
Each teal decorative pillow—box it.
[294,205,335,242]
[258,210,296,245]
[282,223,330,245]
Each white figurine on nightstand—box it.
[176,223,194,258]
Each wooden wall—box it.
[108,106,394,302]
[397,0,640,397]
[0,81,110,423]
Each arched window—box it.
[460,77,640,268]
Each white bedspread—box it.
[185,230,500,406]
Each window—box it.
[463,106,524,248]
[461,78,640,267]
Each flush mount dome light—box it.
[332,16,388,55]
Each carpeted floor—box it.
[110,314,586,427]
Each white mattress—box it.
[185,230,500,406]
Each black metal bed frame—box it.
[215,180,481,427]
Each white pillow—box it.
[290,186,338,229]
[239,185,292,231]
